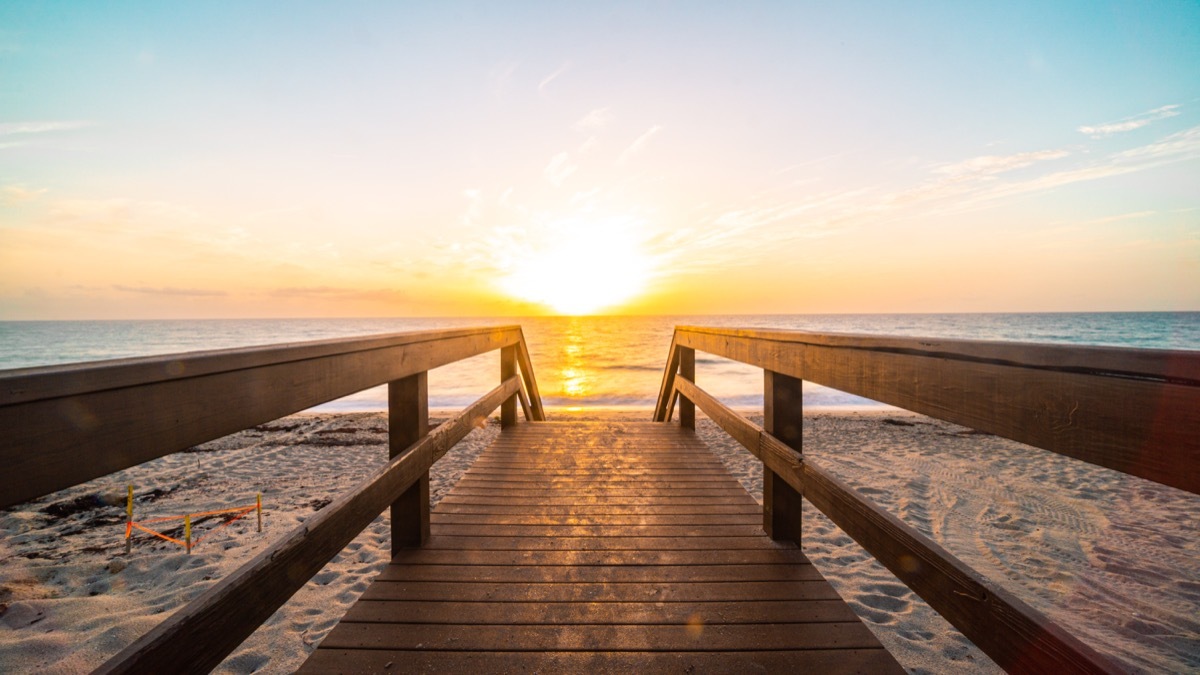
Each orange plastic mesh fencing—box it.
[125,503,259,552]
[193,505,257,546]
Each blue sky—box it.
[2,1,1198,317]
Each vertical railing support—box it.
[653,335,681,422]
[501,344,518,428]
[389,372,429,555]
[764,369,804,545]
[679,346,696,430]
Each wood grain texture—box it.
[514,330,546,421]
[0,326,535,509]
[763,369,804,545]
[390,372,430,553]
[95,376,520,675]
[302,649,905,674]
[674,325,1200,383]
[301,421,901,673]
[500,344,518,428]
[681,376,1122,674]
[679,346,696,429]
[653,336,680,421]
[673,327,1200,494]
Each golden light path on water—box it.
[557,319,593,405]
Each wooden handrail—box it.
[0,326,543,509]
[97,376,524,674]
[673,375,1118,674]
[655,325,1199,673]
[656,326,1200,494]
[0,325,546,673]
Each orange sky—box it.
[2,3,1198,319]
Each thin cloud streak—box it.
[113,285,227,297]
[268,286,408,302]
[934,149,1069,177]
[662,124,1200,276]
[574,107,613,130]
[616,125,662,166]
[0,121,92,135]
[1,185,47,205]
[1078,104,1180,138]
[543,152,577,187]
[538,61,571,93]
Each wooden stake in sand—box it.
[184,515,192,555]
[256,493,262,532]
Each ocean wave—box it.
[591,364,662,372]
[310,389,890,413]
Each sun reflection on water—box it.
[556,318,593,401]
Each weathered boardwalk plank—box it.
[300,421,902,673]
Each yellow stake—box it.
[185,515,192,554]
[256,493,263,532]
[125,485,133,554]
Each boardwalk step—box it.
[299,421,903,673]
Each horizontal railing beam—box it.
[674,376,1120,674]
[673,327,1200,495]
[673,325,1200,384]
[0,326,525,508]
[96,375,522,675]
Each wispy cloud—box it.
[460,189,483,226]
[616,125,662,166]
[0,121,92,150]
[934,149,1069,177]
[543,152,577,187]
[47,197,202,232]
[538,61,571,94]
[113,285,227,297]
[1078,104,1180,138]
[662,123,1200,275]
[1111,124,1200,162]
[1050,210,1158,227]
[0,121,92,136]
[577,136,598,155]
[574,107,613,131]
[893,126,1200,218]
[268,286,407,302]
[1,185,47,205]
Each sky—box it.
[1,1,1198,319]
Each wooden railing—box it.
[0,326,545,674]
[655,326,1200,675]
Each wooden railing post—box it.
[679,346,695,430]
[389,372,429,555]
[501,344,518,428]
[764,369,803,545]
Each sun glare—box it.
[499,218,655,315]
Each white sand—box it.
[1,409,1196,673]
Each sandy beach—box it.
[1,408,1196,674]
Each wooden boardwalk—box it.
[300,421,902,673]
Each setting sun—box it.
[498,218,656,314]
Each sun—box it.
[498,218,655,315]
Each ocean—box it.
[1,313,1197,412]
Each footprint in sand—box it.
[857,590,912,614]
[898,628,937,642]
[221,650,270,674]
